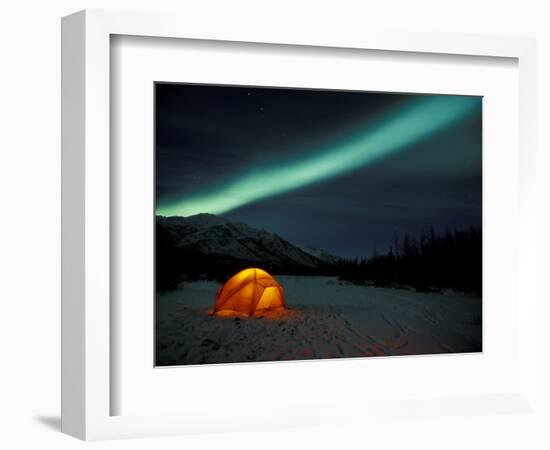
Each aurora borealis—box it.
[155,84,482,258]
[156,95,479,218]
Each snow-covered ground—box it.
[156,276,482,366]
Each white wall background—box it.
[0,1,548,449]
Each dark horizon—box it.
[155,83,482,258]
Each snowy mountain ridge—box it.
[156,213,340,273]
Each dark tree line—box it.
[157,215,482,294]
[336,227,482,294]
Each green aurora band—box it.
[156,95,480,217]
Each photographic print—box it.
[155,83,482,366]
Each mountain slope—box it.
[296,244,344,266]
[156,214,338,287]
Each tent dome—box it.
[214,268,286,316]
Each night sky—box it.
[155,83,482,259]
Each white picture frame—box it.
[61,9,537,441]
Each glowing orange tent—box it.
[214,268,285,316]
